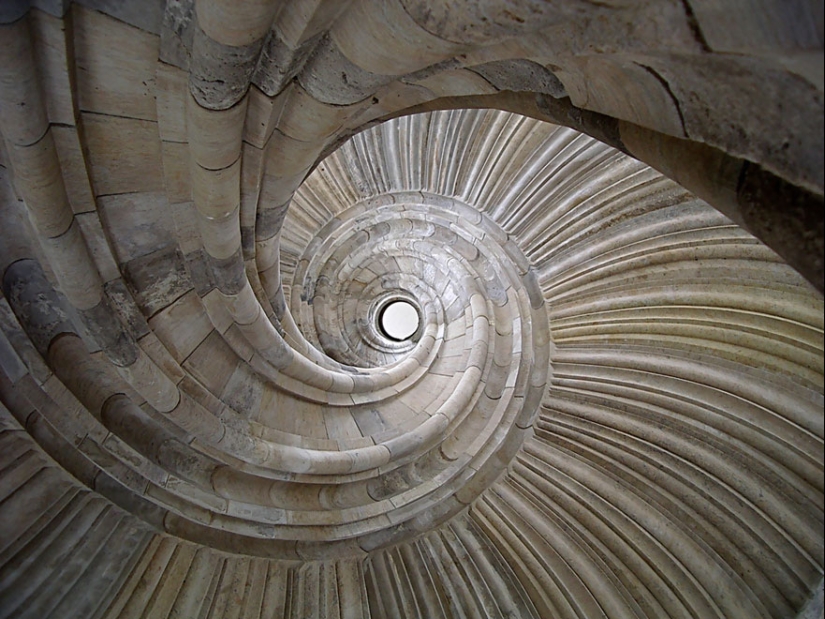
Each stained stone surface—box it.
[0,2,822,619]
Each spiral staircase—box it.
[0,1,822,618]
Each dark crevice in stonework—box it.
[635,62,688,137]
[680,0,713,52]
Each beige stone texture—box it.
[5,130,74,238]
[0,2,822,619]
[187,91,248,170]
[30,9,76,126]
[74,4,159,121]
[82,112,164,195]
[194,0,281,47]
[52,125,96,214]
[155,62,189,143]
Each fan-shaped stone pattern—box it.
[0,3,823,619]
[0,9,552,560]
[94,515,538,619]
[0,406,539,619]
[279,108,824,618]
[289,191,543,368]
[0,411,153,619]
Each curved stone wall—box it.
[0,1,822,618]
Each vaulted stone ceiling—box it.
[0,1,822,618]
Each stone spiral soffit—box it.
[0,2,823,619]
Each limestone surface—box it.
[0,1,822,618]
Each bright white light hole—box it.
[380,301,419,341]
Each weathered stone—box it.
[253,29,323,97]
[555,56,686,138]
[2,259,74,354]
[97,192,175,264]
[299,35,395,106]
[255,200,290,241]
[1,3,824,618]
[0,327,27,383]
[77,298,139,367]
[399,0,565,44]
[737,162,825,292]
[185,249,215,296]
[207,247,246,295]
[470,59,566,97]
[160,0,195,69]
[686,0,821,53]
[535,93,627,153]
[103,279,151,340]
[189,23,261,110]
[74,5,160,121]
[122,244,193,317]
[643,53,825,193]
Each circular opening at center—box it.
[379,300,419,341]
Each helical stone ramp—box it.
[0,2,822,618]
[134,182,552,557]
[0,104,822,619]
